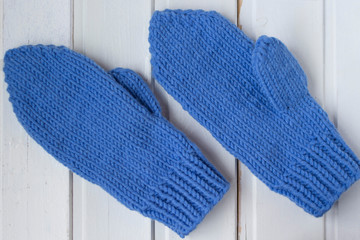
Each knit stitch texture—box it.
[3,45,230,237]
[149,9,360,217]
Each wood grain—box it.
[73,1,153,239]
[1,0,72,240]
[153,1,238,240]
[2,0,360,239]
[333,1,360,239]
[240,0,326,239]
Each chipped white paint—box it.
[1,0,360,239]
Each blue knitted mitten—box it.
[3,45,229,237]
[149,9,360,216]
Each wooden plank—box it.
[0,0,4,237]
[1,0,72,240]
[73,1,153,239]
[239,0,325,239]
[331,1,360,239]
[153,1,238,240]
[3,1,359,239]
[323,0,339,238]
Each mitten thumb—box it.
[109,68,161,116]
[252,36,308,111]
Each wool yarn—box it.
[3,45,230,237]
[149,9,360,217]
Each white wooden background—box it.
[1,0,360,239]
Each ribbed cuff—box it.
[283,98,360,217]
[142,147,230,238]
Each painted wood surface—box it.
[240,1,325,239]
[73,1,153,240]
[1,0,360,239]
[1,0,72,240]
[331,1,360,239]
[152,1,238,240]
[239,0,360,239]
[73,1,238,240]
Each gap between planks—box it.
[237,0,243,239]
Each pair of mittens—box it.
[149,9,360,217]
[3,45,229,237]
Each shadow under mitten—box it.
[149,9,360,217]
[3,45,229,237]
